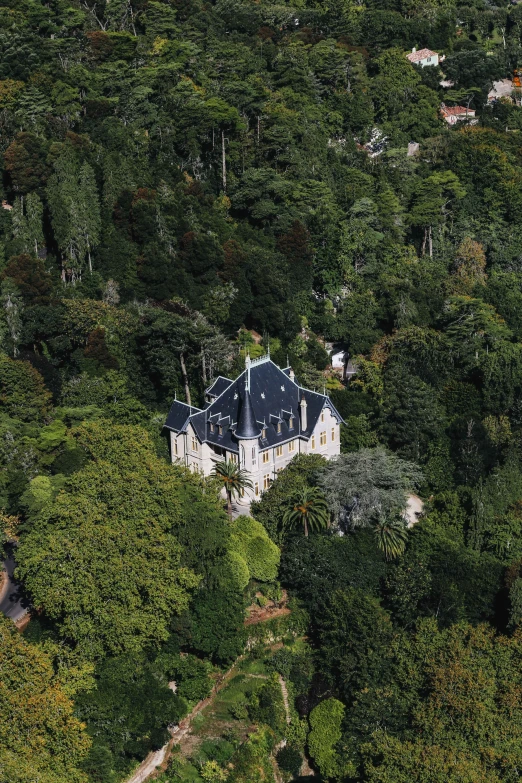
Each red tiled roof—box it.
[440,104,475,117]
[407,48,438,63]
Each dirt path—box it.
[126,599,295,782]
[279,675,291,725]
[125,657,245,783]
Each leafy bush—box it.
[222,550,250,592]
[308,698,345,780]
[276,745,302,777]
[248,675,286,736]
[156,654,213,703]
[229,516,280,583]
[187,590,247,665]
[199,739,235,766]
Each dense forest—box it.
[3,0,522,781]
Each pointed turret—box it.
[235,386,261,439]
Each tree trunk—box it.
[226,490,232,520]
[421,227,427,256]
[180,352,191,406]
[428,225,433,258]
[201,350,207,385]
[221,131,227,192]
[304,519,308,537]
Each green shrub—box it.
[227,726,276,783]
[248,675,286,736]
[245,534,280,582]
[168,655,213,703]
[187,590,247,665]
[229,516,280,584]
[276,745,302,777]
[222,550,250,592]
[199,739,235,766]
[308,698,345,780]
[230,699,249,721]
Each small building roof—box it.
[407,48,438,63]
[440,103,475,117]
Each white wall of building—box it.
[170,404,341,507]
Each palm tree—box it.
[373,515,408,560]
[212,459,253,519]
[282,487,330,538]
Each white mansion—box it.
[164,354,343,505]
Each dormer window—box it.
[261,428,267,439]
[289,416,294,430]
[210,423,214,433]
[277,422,281,434]
[218,425,223,436]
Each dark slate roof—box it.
[235,387,262,439]
[164,399,202,432]
[164,357,343,453]
[205,376,233,398]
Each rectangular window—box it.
[288,440,295,453]
[218,425,223,436]
[252,446,256,462]
[230,453,237,463]
[254,482,259,496]
[173,437,178,456]
[263,473,271,490]
[191,436,198,452]
[289,417,294,430]
[321,411,325,422]
[261,428,267,439]
[263,451,270,464]
[311,435,316,449]
[276,445,283,458]
[320,431,327,446]
[210,423,214,433]
[277,422,282,434]
[331,427,335,441]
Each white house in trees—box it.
[407,47,440,67]
[164,354,343,506]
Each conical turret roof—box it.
[235,386,261,440]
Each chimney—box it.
[245,352,251,391]
[289,367,295,382]
[412,47,416,53]
[300,394,308,432]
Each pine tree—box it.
[25,192,44,256]
[10,193,44,256]
[78,162,101,274]
[47,148,84,282]
[47,151,100,281]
